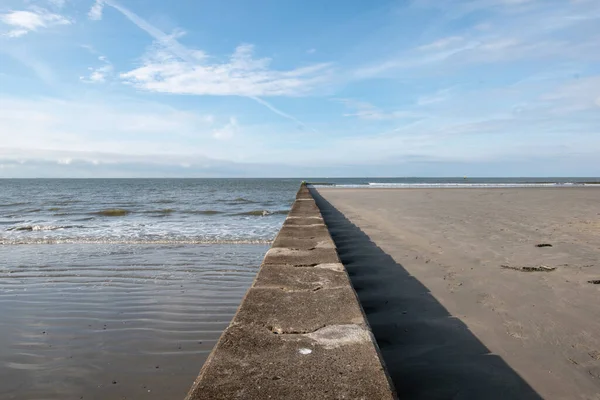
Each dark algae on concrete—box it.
[185,183,396,399]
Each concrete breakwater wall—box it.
[185,184,396,399]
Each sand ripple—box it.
[0,243,265,400]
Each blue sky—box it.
[1,0,599,177]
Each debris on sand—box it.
[536,243,553,248]
[501,265,557,272]
[588,280,600,285]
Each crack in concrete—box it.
[272,284,346,292]
[268,324,327,335]
[268,324,372,350]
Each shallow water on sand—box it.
[0,243,266,400]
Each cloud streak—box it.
[80,55,114,83]
[356,0,600,78]
[337,98,421,120]
[91,0,324,129]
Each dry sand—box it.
[314,187,600,400]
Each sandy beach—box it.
[314,187,600,400]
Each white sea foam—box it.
[0,238,273,245]
[6,225,76,232]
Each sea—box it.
[1,177,598,399]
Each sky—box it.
[0,0,599,177]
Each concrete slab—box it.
[283,217,325,226]
[287,209,321,219]
[254,264,350,291]
[290,201,319,212]
[272,235,335,249]
[263,247,340,265]
[235,287,364,333]
[275,225,331,238]
[186,323,396,400]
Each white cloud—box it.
[357,0,600,78]
[80,55,114,83]
[0,8,71,37]
[5,28,28,38]
[0,96,220,157]
[92,0,328,129]
[121,43,332,97]
[88,0,105,20]
[212,117,238,140]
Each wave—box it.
[6,225,83,232]
[0,238,273,245]
[219,197,259,205]
[233,209,289,217]
[153,199,176,204]
[0,202,30,207]
[182,210,224,215]
[143,209,175,215]
[51,200,81,205]
[93,209,131,217]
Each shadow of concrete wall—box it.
[311,188,542,400]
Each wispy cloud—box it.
[357,0,600,78]
[212,117,238,140]
[88,0,104,20]
[121,44,332,97]
[416,87,456,105]
[80,55,114,83]
[417,36,463,51]
[337,98,420,120]
[0,96,219,155]
[47,0,67,8]
[90,0,328,128]
[0,8,71,38]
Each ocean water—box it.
[2,177,599,399]
[0,179,300,245]
[0,179,299,400]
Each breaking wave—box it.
[233,210,289,217]
[6,225,83,232]
[0,238,272,245]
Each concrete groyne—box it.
[185,183,396,399]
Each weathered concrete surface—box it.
[187,324,394,400]
[185,183,396,400]
[272,234,335,250]
[235,287,365,333]
[254,264,348,290]
[263,247,340,265]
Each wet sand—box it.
[0,244,265,400]
[314,188,600,400]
